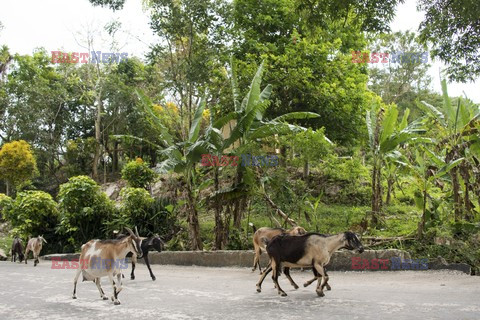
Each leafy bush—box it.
[121,158,156,189]
[105,187,177,238]
[0,193,13,221]
[226,228,251,250]
[319,155,371,205]
[57,175,114,250]
[3,190,61,252]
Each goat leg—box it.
[95,278,108,300]
[72,268,82,299]
[283,267,299,289]
[130,254,136,280]
[271,262,287,296]
[313,263,326,297]
[256,265,272,293]
[109,273,121,305]
[143,253,156,281]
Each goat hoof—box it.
[303,283,309,288]
[326,285,332,291]
[151,276,156,281]
[72,296,77,299]
[280,292,287,297]
[293,285,299,290]
[316,291,325,297]
[102,296,108,300]
[130,276,135,280]
[256,287,262,293]
[114,301,121,305]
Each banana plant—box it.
[124,90,223,250]
[405,146,464,237]
[366,101,427,226]
[417,79,480,221]
[210,59,320,235]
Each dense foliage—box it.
[121,158,157,189]
[56,176,114,250]
[0,0,479,271]
[0,140,37,195]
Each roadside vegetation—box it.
[0,0,479,273]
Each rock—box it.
[428,256,471,274]
[0,248,7,261]
[102,182,123,200]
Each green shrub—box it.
[0,193,13,221]
[121,158,156,189]
[106,187,177,238]
[4,190,60,252]
[57,175,114,250]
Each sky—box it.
[0,0,478,102]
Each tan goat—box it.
[25,236,47,266]
[250,223,306,273]
[72,227,143,305]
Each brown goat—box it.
[250,223,306,273]
[25,236,47,266]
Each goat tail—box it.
[248,222,257,233]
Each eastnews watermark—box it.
[352,257,428,270]
[200,154,279,167]
[351,51,428,64]
[51,258,128,269]
[51,51,128,64]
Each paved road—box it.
[0,261,479,320]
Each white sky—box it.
[0,0,478,102]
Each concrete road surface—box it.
[0,261,479,320]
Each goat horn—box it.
[125,227,135,237]
[135,226,140,237]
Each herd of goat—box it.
[9,225,364,304]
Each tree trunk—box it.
[385,177,394,205]
[371,160,382,226]
[303,160,310,180]
[417,184,428,238]
[92,89,103,180]
[186,180,202,251]
[450,167,462,221]
[213,167,224,250]
[112,140,119,173]
[280,146,287,167]
[5,180,10,197]
[460,163,473,221]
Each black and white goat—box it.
[256,231,364,297]
[116,233,165,281]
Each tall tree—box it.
[368,31,432,114]
[418,0,480,82]
[231,0,398,145]
[147,0,230,140]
